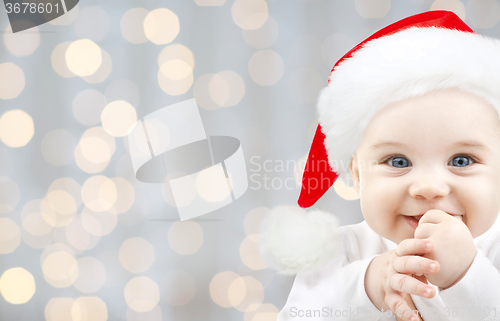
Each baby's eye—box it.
[449,155,474,167]
[386,156,411,168]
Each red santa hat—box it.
[259,10,500,275]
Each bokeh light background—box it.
[1,0,499,320]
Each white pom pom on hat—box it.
[259,10,500,274]
[258,206,340,275]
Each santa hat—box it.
[259,10,500,275]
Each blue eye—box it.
[450,155,472,167]
[388,156,411,168]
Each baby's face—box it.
[349,88,500,244]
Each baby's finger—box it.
[396,238,432,256]
[418,209,456,225]
[393,256,439,275]
[414,223,435,240]
[390,273,435,299]
[385,292,416,321]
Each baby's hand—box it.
[365,238,439,321]
[414,210,476,289]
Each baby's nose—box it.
[408,175,450,200]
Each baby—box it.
[259,10,500,321]
[356,87,500,321]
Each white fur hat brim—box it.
[258,206,340,275]
[318,26,500,187]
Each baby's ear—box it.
[349,155,360,194]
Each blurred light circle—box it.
[126,305,162,321]
[160,270,196,306]
[0,176,20,213]
[81,49,112,84]
[3,24,40,56]
[81,175,117,212]
[21,201,54,236]
[160,59,192,80]
[231,0,268,30]
[287,68,323,104]
[209,70,245,107]
[72,89,107,126]
[20,200,59,246]
[240,234,268,270]
[65,39,102,77]
[71,296,108,321]
[75,127,116,173]
[105,79,141,108]
[195,0,226,5]
[110,177,135,214]
[74,6,110,42]
[244,207,270,235]
[0,63,25,100]
[45,298,75,321]
[209,271,241,308]
[22,214,52,237]
[80,136,111,163]
[209,74,229,107]
[73,257,106,293]
[121,8,149,44]
[193,74,220,110]
[465,0,500,29]
[0,218,21,254]
[119,237,155,273]
[41,129,77,166]
[354,0,391,18]
[48,3,78,25]
[158,44,194,70]
[430,0,466,20]
[242,16,278,49]
[0,267,36,304]
[101,100,138,137]
[65,216,101,251]
[143,8,180,44]
[81,206,118,236]
[158,61,193,95]
[20,228,56,249]
[42,251,79,288]
[124,276,160,312]
[243,303,280,321]
[75,146,110,173]
[41,200,76,228]
[196,166,231,202]
[248,50,284,86]
[0,109,34,147]
[47,177,82,216]
[167,221,203,255]
[40,243,74,264]
[229,276,264,312]
[51,42,76,78]
[333,179,360,200]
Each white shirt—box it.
[277,220,500,321]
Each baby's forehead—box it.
[365,89,500,147]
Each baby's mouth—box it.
[413,214,424,222]
[409,213,464,223]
